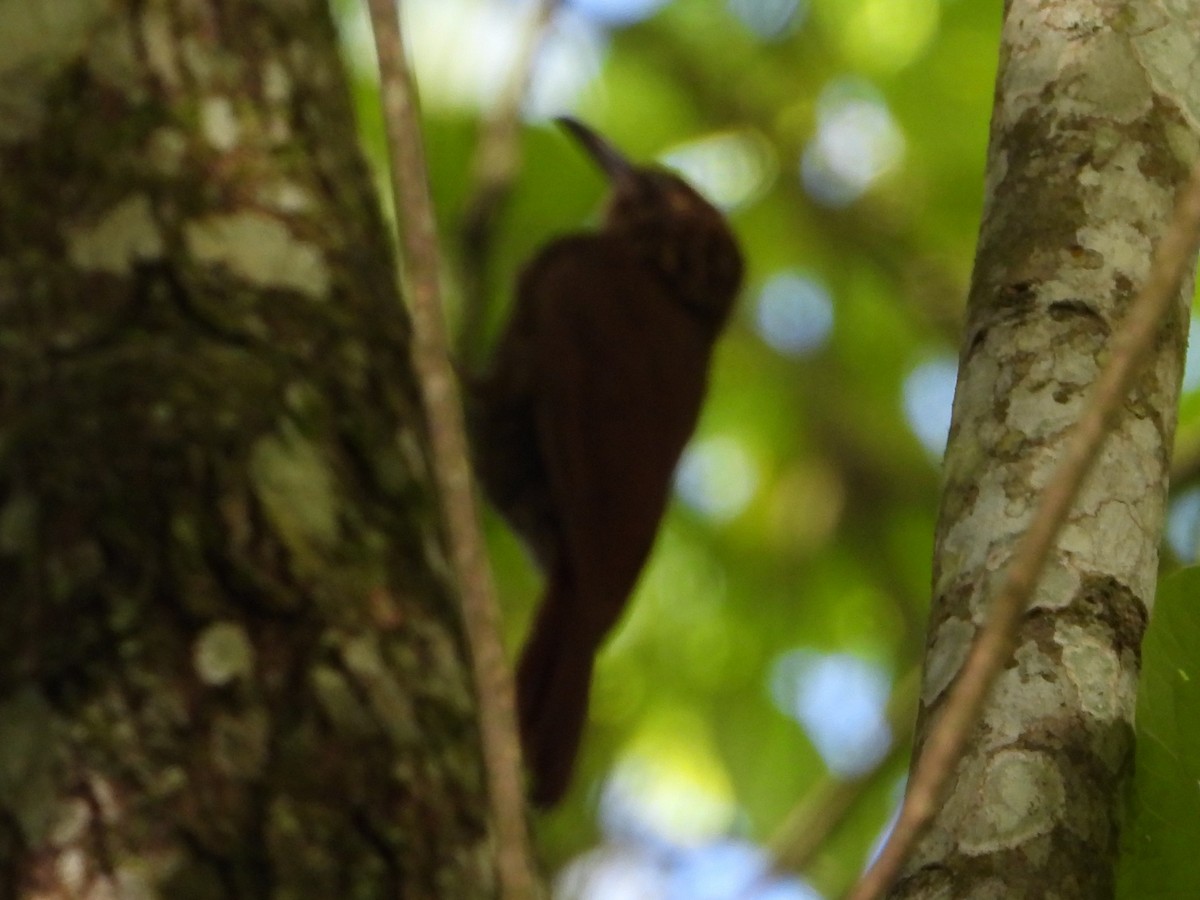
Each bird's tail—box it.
[516,569,598,807]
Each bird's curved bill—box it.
[556,116,635,183]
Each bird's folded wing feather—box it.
[526,236,711,630]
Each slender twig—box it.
[846,165,1200,900]
[364,2,538,898]
[457,0,562,364]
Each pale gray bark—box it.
[897,2,1200,896]
[0,0,495,896]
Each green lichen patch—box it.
[193,621,256,687]
[66,193,164,274]
[250,422,341,567]
[185,211,332,300]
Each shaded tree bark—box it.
[0,0,495,896]
[896,2,1200,897]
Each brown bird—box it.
[466,117,743,806]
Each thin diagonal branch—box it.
[847,163,1200,900]
[364,2,538,898]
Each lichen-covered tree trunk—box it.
[0,1,495,896]
[895,3,1200,897]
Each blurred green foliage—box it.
[1118,567,1200,897]
[335,0,1200,895]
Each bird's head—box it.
[557,117,743,335]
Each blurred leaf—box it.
[1118,567,1200,898]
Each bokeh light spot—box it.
[601,717,736,846]
[357,0,603,117]
[1183,316,1200,392]
[556,846,668,900]
[754,272,834,356]
[526,11,609,120]
[668,841,822,900]
[1167,486,1200,563]
[801,79,904,207]
[558,839,822,900]
[662,130,778,211]
[902,355,958,458]
[675,436,760,522]
[770,650,892,777]
[567,0,671,25]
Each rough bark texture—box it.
[897,2,1200,897]
[0,0,495,896]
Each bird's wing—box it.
[526,236,711,632]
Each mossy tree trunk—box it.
[0,1,495,896]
